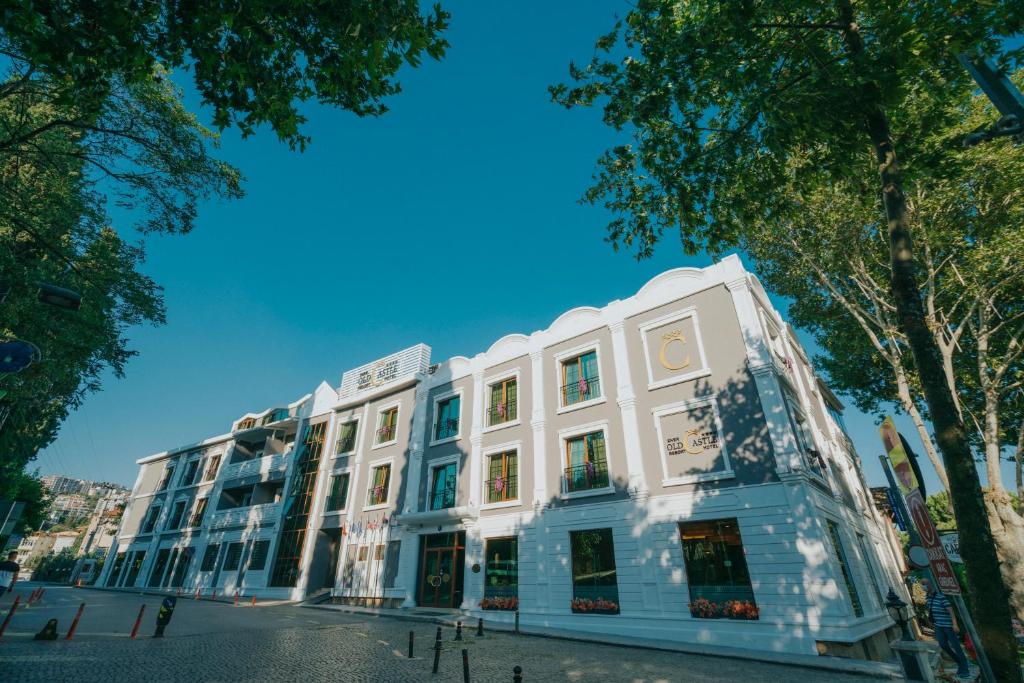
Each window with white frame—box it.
[487,376,518,426]
[334,419,359,455]
[559,349,601,407]
[141,505,161,534]
[166,499,187,530]
[563,430,610,494]
[429,460,458,510]
[432,392,461,442]
[366,462,392,507]
[782,387,824,473]
[188,497,209,528]
[203,453,222,481]
[484,449,518,504]
[375,406,399,445]
[157,464,175,491]
[325,472,350,512]
[180,456,201,486]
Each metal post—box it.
[455,620,462,641]
[951,593,996,683]
[234,591,239,607]
[513,665,523,682]
[432,636,442,674]
[477,617,483,637]
[514,610,519,635]
[0,595,20,638]
[65,602,85,640]
[462,648,470,683]
[408,630,414,658]
[130,605,146,639]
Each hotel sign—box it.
[655,398,730,482]
[339,344,432,398]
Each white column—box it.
[725,276,800,473]
[402,381,431,514]
[468,367,485,507]
[606,314,649,496]
[529,350,547,504]
[396,525,420,608]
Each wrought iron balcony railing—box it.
[560,376,601,407]
[485,475,518,504]
[429,481,457,510]
[376,424,396,443]
[434,417,459,441]
[563,460,610,494]
[487,399,518,426]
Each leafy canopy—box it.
[1,1,450,149]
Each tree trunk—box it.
[864,107,1022,681]
[1017,421,1024,515]
[983,488,1024,622]
[895,364,951,491]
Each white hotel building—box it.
[101,256,904,659]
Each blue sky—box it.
[35,1,1015,497]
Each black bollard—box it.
[153,596,177,638]
[432,636,442,674]
[435,625,442,644]
[513,665,523,683]
[408,630,414,658]
[476,617,483,637]
[455,620,462,641]
[462,648,470,683]
[514,610,520,635]
[33,618,59,641]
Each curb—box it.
[302,603,901,680]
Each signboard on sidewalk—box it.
[905,488,961,595]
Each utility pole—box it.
[958,53,1024,146]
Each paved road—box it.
[0,584,890,682]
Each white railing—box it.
[207,503,281,529]
[218,451,290,482]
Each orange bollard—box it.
[26,588,37,605]
[65,602,85,640]
[0,595,21,638]
[129,604,146,639]
[250,596,256,607]
[234,591,239,607]
[76,579,82,587]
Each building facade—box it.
[101,257,904,658]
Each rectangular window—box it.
[564,431,609,493]
[366,464,391,507]
[170,547,194,588]
[124,551,146,587]
[487,378,518,426]
[482,537,518,610]
[856,533,884,609]
[561,350,600,406]
[325,473,350,512]
[485,451,518,504]
[189,498,209,528]
[783,389,824,474]
[107,552,127,587]
[680,519,759,620]
[429,462,457,510]
[270,422,327,588]
[826,520,863,617]
[249,540,271,571]
[142,506,162,534]
[223,542,244,572]
[335,420,358,455]
[161,549,180,588]
[157,465,175,491]
[201,543,220,571]
[148,548,171,587]
[357,546,369,561]
[376,407,398,444]
[434,395,460,441]
[166,500,187,529]
[569,528,619,614]
[181,459,200,486]
[203,454,222,481]
[374,544,386,561]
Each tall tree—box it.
[552,2,1023,678]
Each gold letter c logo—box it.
[659,330,691,371]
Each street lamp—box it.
[885,587,914,641]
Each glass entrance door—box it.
[418,532,465,608]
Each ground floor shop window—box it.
[481,537,518,610]
[107,552,126,587]
[124,551,146,587]
[680,519,759,620]
[170,547,194,588]
[569,528,619,614]
[148,548,171,588]
[201,544,220,571]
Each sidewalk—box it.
[303,602,903,680]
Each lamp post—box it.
[885,586,934,681]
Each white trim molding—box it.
[363,456,396,511]
[556,419,615,500]
[553,340,608,414]
[480,439,523,510]
[371,400,402,450]
[481,367,522,434]
[651,396,735,487]
[637,306,713,391]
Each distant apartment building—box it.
[16,533,55,567]
[102,257,904,659]
[41,475,84,495]
[48,494,94,523]
[78,492,128,557]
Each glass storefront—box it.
[679,518,759,620]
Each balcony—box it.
[486,399,518,427]
[429,481,457,511]
[560,376,601,407]
[484,475,518,504]
[563,461,610,494]
[208,503,280,529]
[218,451,290,482]
[433,417,459,442]
[376,424,396,444]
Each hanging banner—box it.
[880,417,918,495]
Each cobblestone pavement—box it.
[0,585,890,682]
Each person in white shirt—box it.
[0,551,20,593]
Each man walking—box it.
[921,577,973,680]
[0,551,20,594]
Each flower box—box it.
[570,597,619,615]
[688,598,759,620]
[480,596,518,611]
